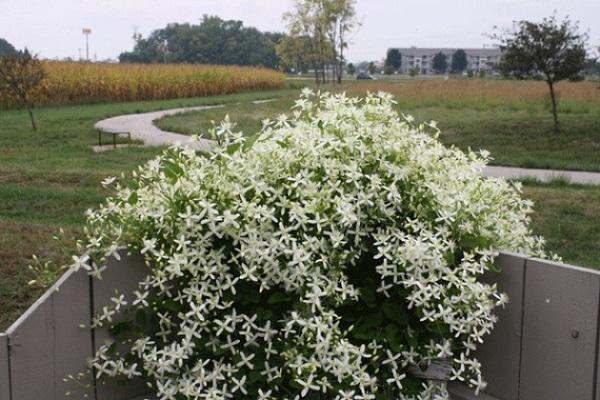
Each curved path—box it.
[95,104,224,151]
[95,105,600,185]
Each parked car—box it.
[356,72,376,80]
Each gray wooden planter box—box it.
[2,251,600,400]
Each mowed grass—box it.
[0,88,298,330]
[158,79,600,171]
[523,181,600,268]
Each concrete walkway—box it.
[94,104,225,151]
[95,105,600,185]
[483,165,600,185]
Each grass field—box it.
[1,79,599,330]
[158,80,600,171]
[0,89,298,330]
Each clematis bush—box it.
[77,90,549,400]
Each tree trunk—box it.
[314,63,320,85]
[25,101,37,131]
[548,81,560,133]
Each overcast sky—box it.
[1,0,599,62]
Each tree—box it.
[0,52,46,131]
[346,62,356,75]
[451,49,468,74]
[368,61,376,74]
[0,38,18,57]
[494,15,588,132]
[409,67,419,77]
[324,0,359,84]
[119,16,281,69]
[283,0,358,84]
[432,52,448,74]
[384,65,394,75]
[276,35,314,73]
[385,49,402,71]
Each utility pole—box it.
[82,28,92,61]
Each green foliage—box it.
[0,53,46,130]
[0,38,18,56]
[451,49,468,74]
[368,61,377,74]
[385,49,402,71]
[276,35,314,73]
[346,62,356,75]
[119,15,281,68]
[409,67,419,77]
[383,64,395,75]
[432,52,448,74]
[283,0,358,84]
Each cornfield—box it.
[0,61,285,109]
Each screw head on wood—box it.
[571,329,580,339]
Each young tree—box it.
[385,49,402,71]
[432,52,448,74]
[284,0,327,83]
[346,62,356,75]
[0,52,46,131]
[283,0,357,84]
[368,61,376,74]
[451,49,468,74]
[494,15,588,132]
[324,0,359,84]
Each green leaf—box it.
[226,142,241,155]
[109,321,130,337]
[383,301,409,325]
[352,312,383,340]
[135,308,146,329]
[127,191,138,205]
[160,298,182,313]
[361,286,377,307]
[267,292,289,304]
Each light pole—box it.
[82,28,92,61]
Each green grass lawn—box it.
[1,81,599,330]
[523,181,600,268]
[157,88,600,172]
[0,89,297,330]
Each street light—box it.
[82,28,92,61]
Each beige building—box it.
[391,47,502,75]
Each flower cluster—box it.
[78,90,548,399]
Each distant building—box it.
[390,47,502,75]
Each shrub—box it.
[77,91,548,399]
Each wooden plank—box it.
[6,268,93,400]
[448,382,501,400]
[0,333,10,400]
[519,258,600,400]
[474,252,525,400]
[93,250,151,400]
